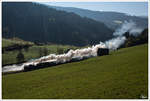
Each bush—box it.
[43,48,48,56]
[16,50,24,62]
[57,48,64,54]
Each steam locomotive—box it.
[24,48,109,72]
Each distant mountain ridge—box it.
[2,2,113,46]
[49,5,148,30]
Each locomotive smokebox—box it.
[97,48,109,56]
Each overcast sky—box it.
[39,2,148,16]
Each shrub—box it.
[16,50,24,62]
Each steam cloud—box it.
[105,36,126,50]
[113,20,143,36]
[2,20,144,73]
[105,20,144,50]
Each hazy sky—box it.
[40,2,148,16]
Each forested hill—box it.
[2,2,113,46]
[50,6,148,30]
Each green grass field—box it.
[2,38,78,65]
[2,44,148,99]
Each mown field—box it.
[2,44,148,99]
[2,38,78,65]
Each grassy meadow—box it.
[2,44,148,99]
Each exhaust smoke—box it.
[113,20,143,36]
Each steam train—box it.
[24,48,109,72]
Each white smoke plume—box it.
[2,64,24,73]
[2,20,143,73]
[2,43,107,73]
[105,36,126,50]
[129,28,143,36]
[105,20,144,50]
[113,20,143,36]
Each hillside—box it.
[2,2,113,46]
[2,38,34,48]
[50,6,148,29]
[2,44,148,99]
